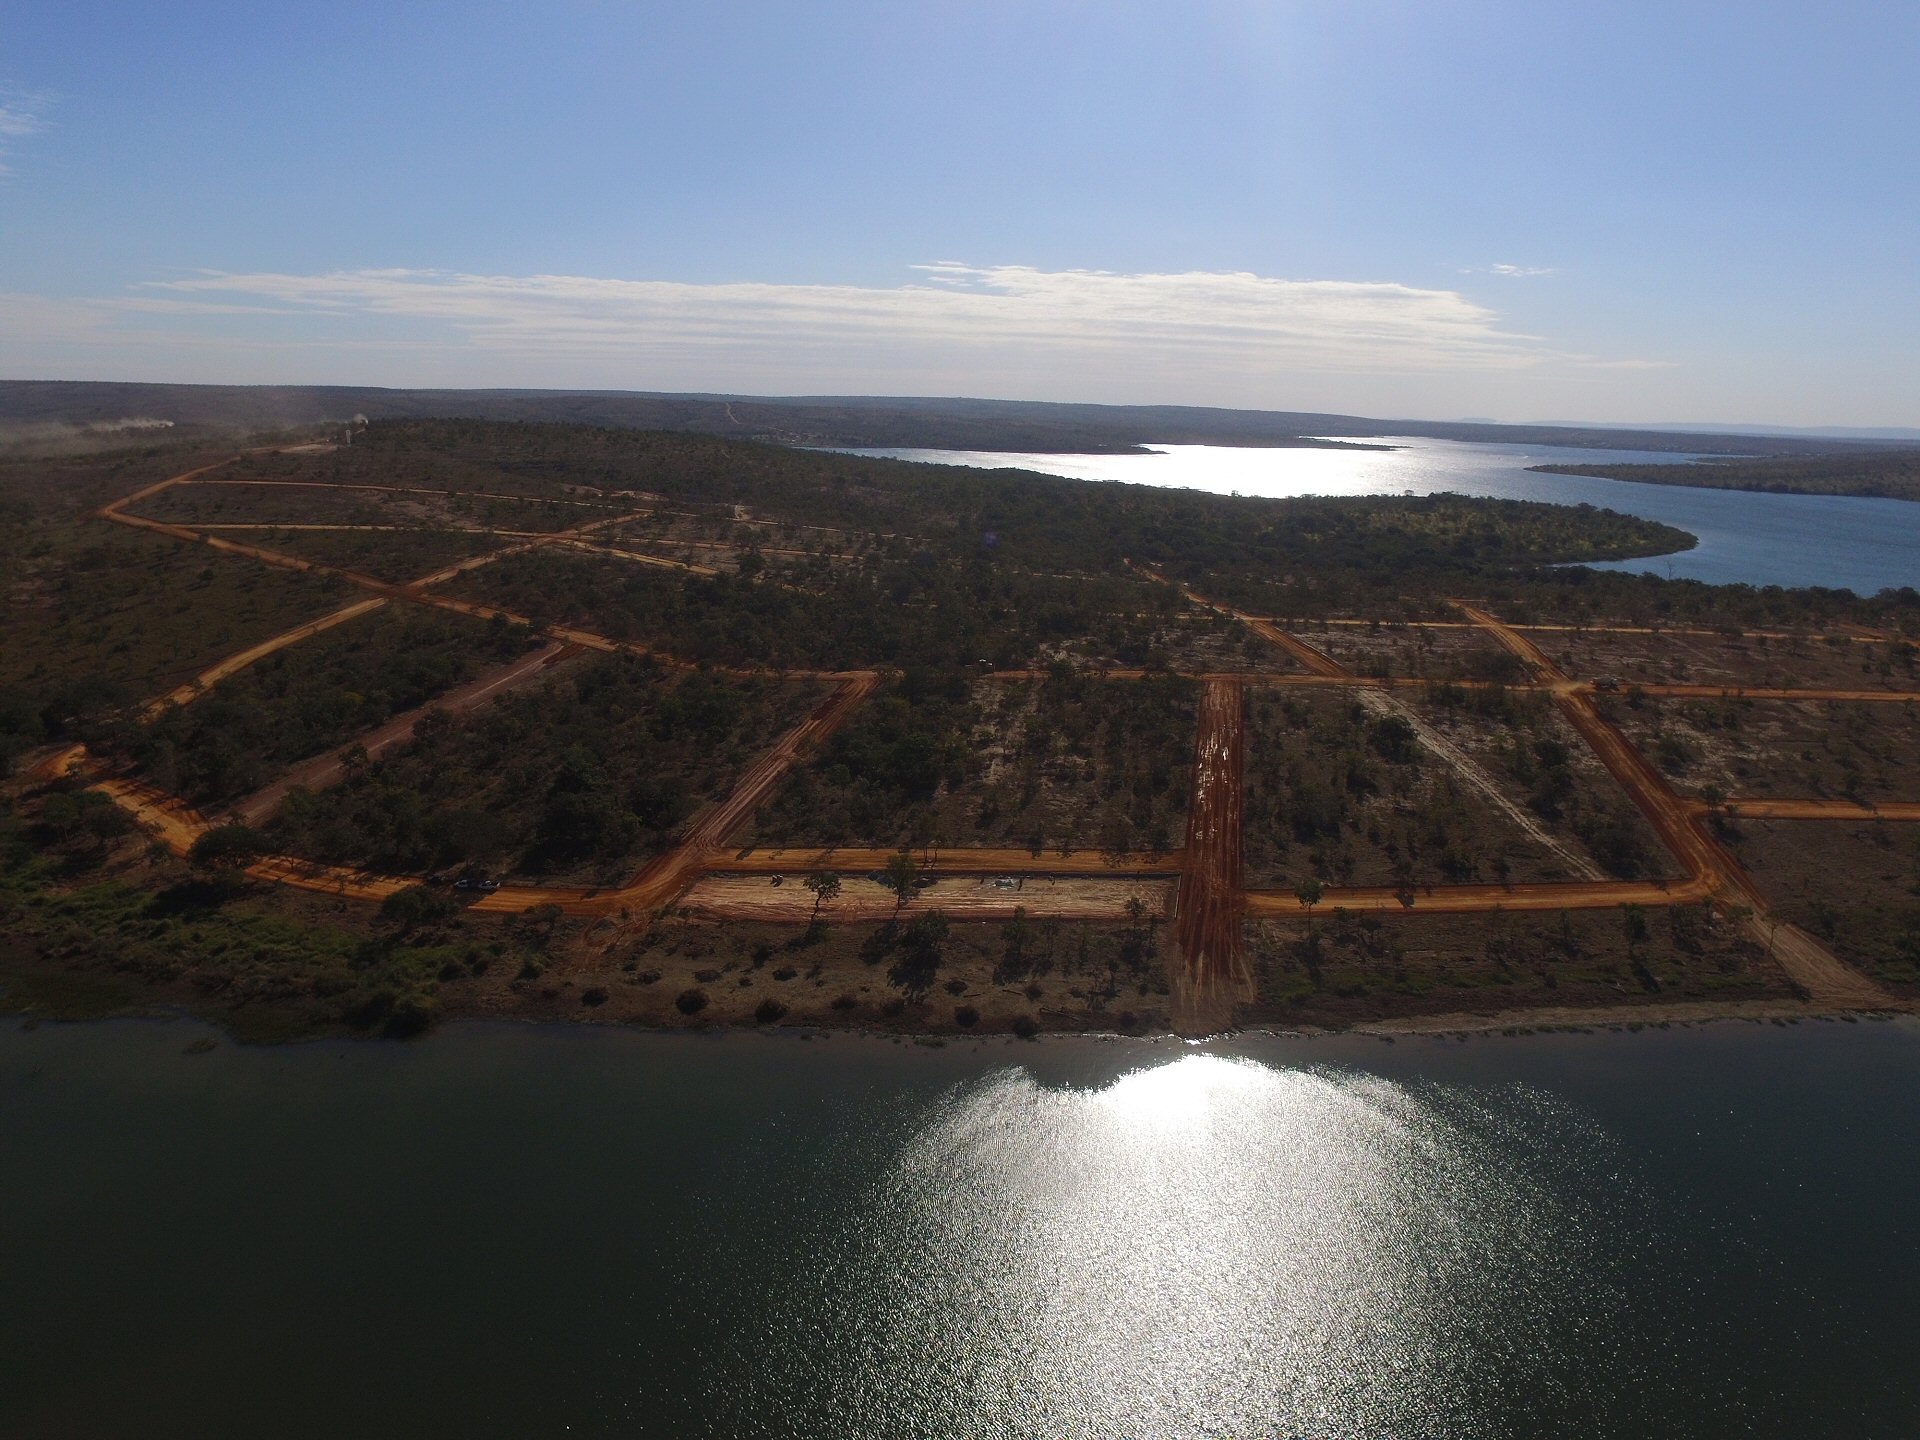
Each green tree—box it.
[804,870,841,922]
[1294,876,1325,934]
[885,850,919,908]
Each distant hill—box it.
[0,380,1887,459]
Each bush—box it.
[384,990,436,1038]
[187,822,270,871]
[954,1005,979,1027]
[754,998,788,1024]
[1011,1014,1040,1039]
[580,986,609,1007]
[675,987,709,1015]
[379,884,459,931]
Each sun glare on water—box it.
[813,1053,1641,1439]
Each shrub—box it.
[580,986,609,1007]
[754,998,788,1024]
[187,822,270,871]
[954,1005,979,1027]
[1011,1013,1040,1039]
[675,987,709,1015]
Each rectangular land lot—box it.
[1243,687,1603,890]
[1602,694,1920,804]
[1402,685,1683,880]
[749,672,1196,856]
[1542,626,1918,693]
[265,655,827,885]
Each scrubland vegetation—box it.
[4,419,1914,1037]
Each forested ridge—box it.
[1531,449,1920,504]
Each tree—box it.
[885,850,918,908]
[1294,876,1325,934]
[804,870,841,922]
[1620,902,1649,952]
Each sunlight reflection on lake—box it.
[823,1052,1640,1438]
[850,437,1920,594]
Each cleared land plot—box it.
[123,607,537,807]
[1403,685,1683,880]
[0,524,352,703]
[1723,819,1920,994]
[585,912,1172,1033]
[264,655,827,885]
[1284,620,1530,683]
[226,527,512,583]
[1544,627,1920,693]
[1243,688,1596,891]
[136,480,623,536]
[1603,694,1920,804]
[1241,905,1789,1028]
[749,671,1194,855]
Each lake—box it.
[852,437,1920,595]
[5,1016,1920,1437]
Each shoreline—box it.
[4,967,1903,1047]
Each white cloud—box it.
[0,261,1680,413]
[136,262,1557,379]
[1486,263,1556,278]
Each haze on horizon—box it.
[1,1,1914,430]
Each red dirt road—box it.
[1246,875,1712,917]
[1452,601,1896,1007]
[1705,798,1920,821]
[703,846,1183,875]
[1173,677,1251,1020]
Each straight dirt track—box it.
[1173,677,1250,1014]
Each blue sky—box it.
[2,1,1915,424]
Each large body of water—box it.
[854,437,1920,595]
[6,1017,1920,1437]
